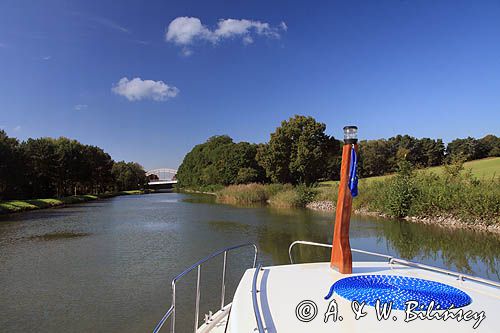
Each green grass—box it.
[117,190,145,195]
[0,190,148,214]
[424,157,499,179]
[214,158,500,225]
[317,158,500,224]
[268,189,302,208]
[216,183,316,208]
[216,183,270,205]
[0,195,97,213]
[321,157,500,186]
[354,171,500,224]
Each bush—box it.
[267,185,316,208]
[369,160,418,218]
[268,189,302,208]
[382,175,419,218]
[295,185,317,206]
[356,160,500,224]
[214,168,500,225]
[264,183,293,197]
[315,184,339,202]
[216,183,268,205]
[216,183,317,208]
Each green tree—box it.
[358,139,392,177]
[82,145,114,194]
[236,167,260,184]
[478,134,500,157]
[53,137,87,197]
[446,137,480,161]
[22,138,59,197]
[1,132,140,199]
[387,135,421,169]
[419,138,445,167]
[177,135,265,187]
[176,135,233,187]
[112,161,146,191]
[256,115,339,185]
[0,130,25,199]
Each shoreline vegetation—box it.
[1,131,148,206]
[0,190,149,215]
[181,158,500,234]
[173,116,499,234]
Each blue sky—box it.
[1,0,499,169]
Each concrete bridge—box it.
[146,168,177,190]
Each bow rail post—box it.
[152,243,258,333]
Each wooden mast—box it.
[330,127,358,274]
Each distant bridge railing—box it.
[146,168,178,186]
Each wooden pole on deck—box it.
[330,126,358,274]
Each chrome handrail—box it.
[388,257,500,288]
[251,265,265,333]
[288,240,394,264]
[153,243,258,333]
[288,240,500,288]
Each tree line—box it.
[177,115,499,188]
[0,130,146,200]
[359,134,499,177]
[176,115,342,188]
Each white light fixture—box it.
[343,126,358,143]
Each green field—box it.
[321,157,500,186]
[424,157,499,178]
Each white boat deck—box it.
[224,262,499,333]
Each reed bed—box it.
[214,166,499,226]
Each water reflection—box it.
[253,206,500,280]
[187,193,500,279]
[377,220,500,278]
[0,192,498,333]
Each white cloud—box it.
[13,125,21,132]
[74,104,88,111]
[0,42,7,48]
[42,56,51,60]
[112,77,179,102]
[165,17,286,53]
[166,17,212,45]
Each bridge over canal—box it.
[146,168,177,190]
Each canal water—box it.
[0,192,499,332]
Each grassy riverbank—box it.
[321,157,500,186]
[0,190,147,214]
[216,183,324,208]
[214,159,500,229]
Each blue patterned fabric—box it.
[325,275,472,310]
[348,146,358,197]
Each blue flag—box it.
[348,146,358,197]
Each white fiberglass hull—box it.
[214,261,499,333]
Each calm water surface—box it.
[1,192,499,332]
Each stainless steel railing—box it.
[288,240,500,288]
[153,243,258,333]
[251,264,266,333]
